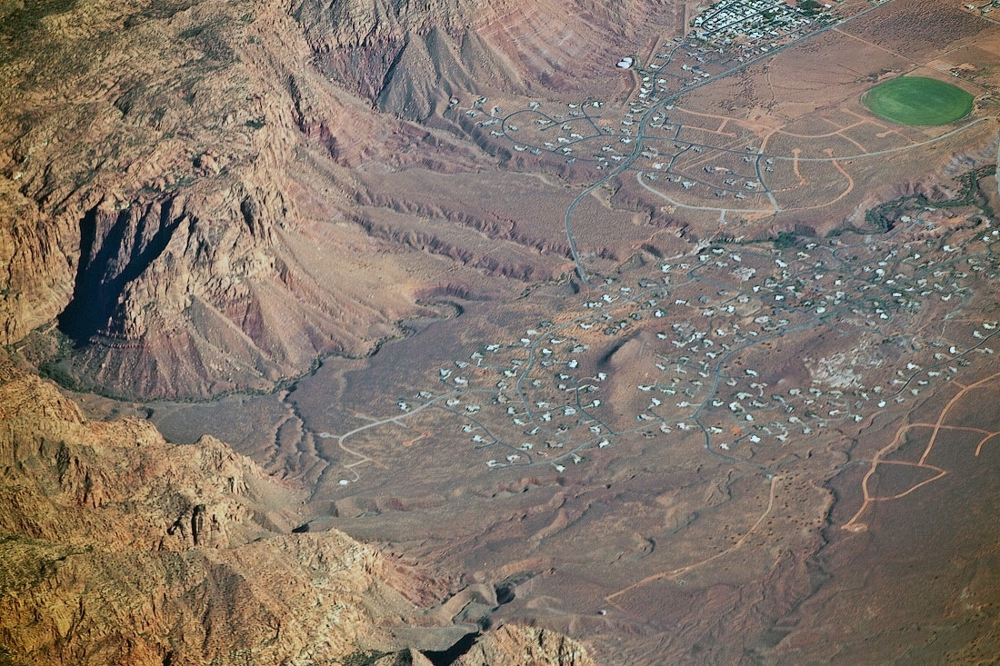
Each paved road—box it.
[563,0,904,284]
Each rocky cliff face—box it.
[0,353,403,663]
[0,0,474,399]
[295,0,668,120]
[0,0,673,400]
[0,354,595,664]
[452,625,597,666]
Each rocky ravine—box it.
[0,353,596,665]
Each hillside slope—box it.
[0,0,676,399]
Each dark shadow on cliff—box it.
[58,200,182,345]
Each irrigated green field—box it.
[862,76,974,126]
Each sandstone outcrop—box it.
[453,625,597,666]
[0,353,422,663]
[0,0,472,399]
[0,354,596,664]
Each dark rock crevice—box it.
[58,199,183,345]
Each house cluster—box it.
[690,0,831,46]
[410,209,1000,473]
[964,0,1000,16]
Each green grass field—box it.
[862,76,974,126]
